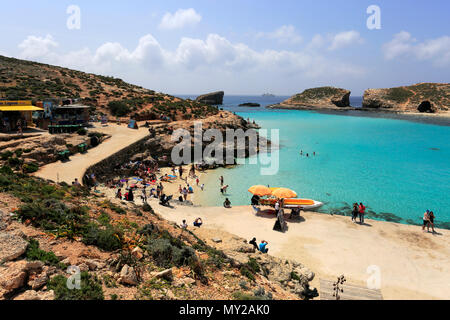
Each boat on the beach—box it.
[259,198,324,211]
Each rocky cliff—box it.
[362,83,449,113]
[268,87,351,110]
[195,91,224,105]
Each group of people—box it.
[249,238,269,253]
[351,202,366,224]
[180,218,203,229]
[1,118,25,134]
[422,210,436,233]
[299,150,316,158]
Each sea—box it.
[177,95,450,229]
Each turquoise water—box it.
[195,97,450,229]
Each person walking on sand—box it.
[179,166,183,179]
[141,188,147,203]
[182,187,188,201]
[351,203,358,223]
[200,183,204,191]
[196,177,199,186]
[219,176,224,186]
[429,211,436,233]
[422,210,430,232]
[358,202,366,224]
[274,200,280,215]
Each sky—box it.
[0,0,449,96]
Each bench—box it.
[57,150,71,161]
[77,143,87,153]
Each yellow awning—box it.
[0,106,44,112]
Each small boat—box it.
[260,198,323,211]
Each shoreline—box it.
[147,200,450,300]
[265,104,450,126]
[95,164,450,300]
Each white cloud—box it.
[256,25,302,45]
[383,31,450,66]
[305,31,363,51]
[159,8,202,30]
[15,33,367,94]
[18,34,58,60]
[328,31,363,51]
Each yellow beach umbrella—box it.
[271,187,297,199]
[248,185,273,197]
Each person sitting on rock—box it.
[249,237,259,251]
[259,240,269,254]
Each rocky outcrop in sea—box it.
[195,91,224,105]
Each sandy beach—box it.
[150,201,450,300]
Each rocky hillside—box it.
[0,167,316,300]
[362,83,450,113]
[268,87,351,110]
[0,55,218,120]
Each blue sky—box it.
[0,0,449,95]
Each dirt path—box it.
[33,123,149,184]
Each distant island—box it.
[239,102,261,107]
[262,93,275,97]
[267,84,450,117]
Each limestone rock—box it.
[13,290,55,300]
[153,268,173,281]
[0,261,29,293]
[131,247,144,260]
[195,91,224,105]
[0,231,28,263]
[269,87,351,110]
[119,264,139,286]
[362,83,449,113]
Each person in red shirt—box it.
[358,202,366,224]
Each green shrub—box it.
[108,101,131,117]
[290,271,301,281]
[142,202,154,214]
[47,271,104,300]
[23,163,39,173]
[232,291,267,300]
[240,265,255,281]
[97,212,111,225]
[14,149,23,157]
[8,157,23,167]
[77,128,87,136]
[25,238,60,266]
[1,151,13,160]
[246,258,260,273]
[82,223,123,251]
